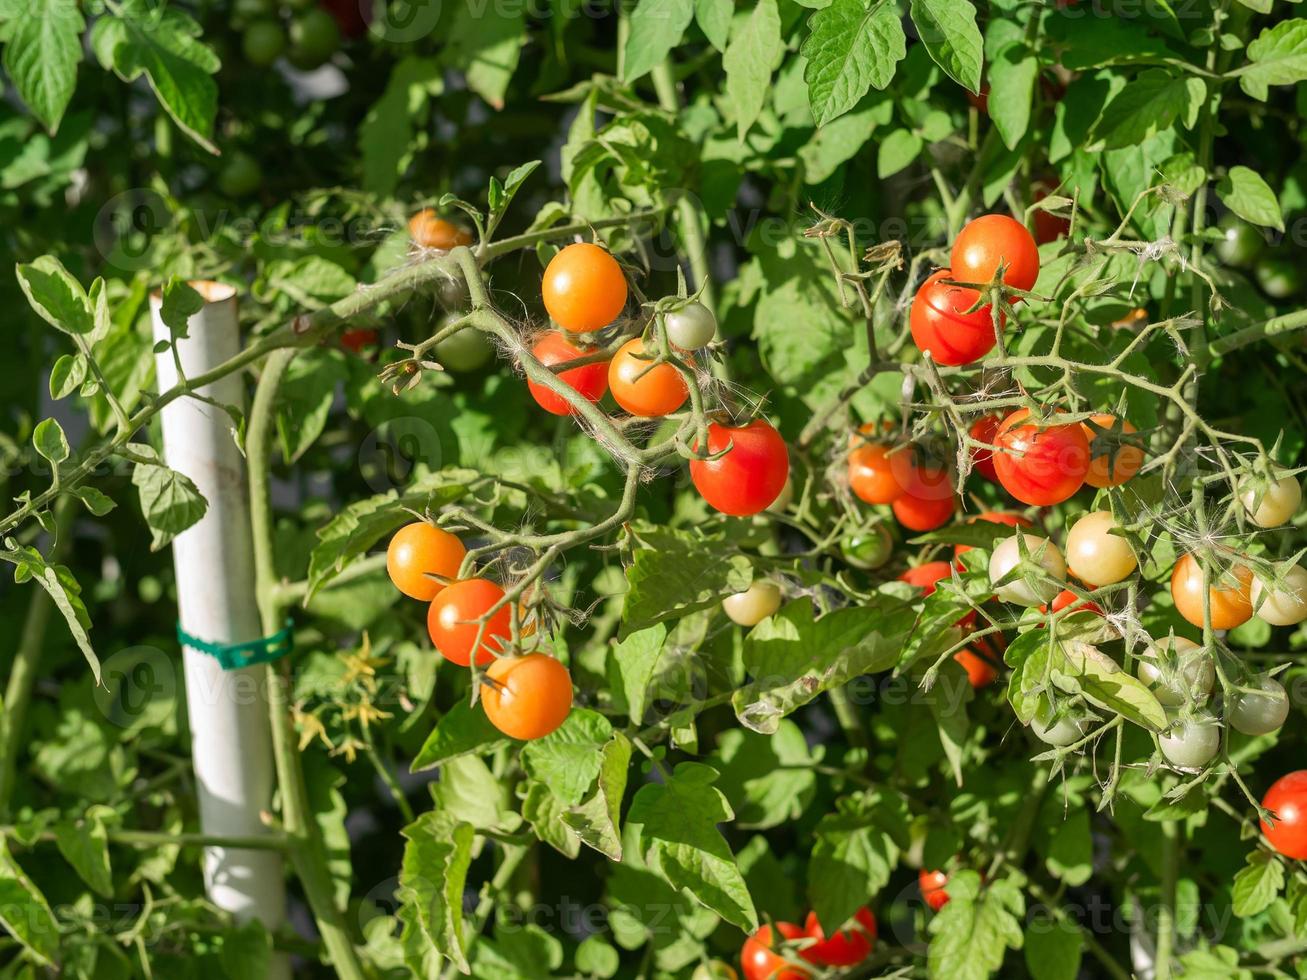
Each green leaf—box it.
[1045,809,1092,886]
[626,761,757,931]
[522,780,581,858]
[1024,915,1083,980]
[130,447,208,551]
[89,0,219,152]
[909,0,983,93]
[574,935,620,979]
[275,350,350,465]
[1231,850,1284,917]
[799,100,889,183]
[72,485,116,517]
[52,804,114,896]
[695,0,732,51]
[48,353,87,399]
[623,0,695,83]
[1091,70,1204,150]
[33,418,69,465]
[1217,165,1285,231]
[0,840,59,965]
[489,160,541,217]
[411,699,508,772]
[1240,18,1307,101]
[220,919,273,979]
[724,0,784,138]
[1052,641,1167,732]
[267,255,356,309]
[360,56,444,196]
[444,1,525,110]
[928,659,972,786]
[802,0,905,127]
[607,623,667,724]
[732,596,910,734]
[927,873,1025,980]
[877,128,923,178]
[157,276,204,340]
[621,524,753,633]
[710,721,816,829]
[520,709,613,806]
[399,811,476,974]
[16,254,94,336]
[563,731,631,860]
[3,0,84,133]
[807,790,907,933]
[4,546,99,683]
[305,469,473,600]
[987,42,1039,150]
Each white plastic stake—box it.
[152,282,289,971]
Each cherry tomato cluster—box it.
[384,521,572,741]
[739,907,877,979]
[530,242,790,517]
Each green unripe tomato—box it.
[433,325,494,373]
[234,0,277,18]
[1159,712,1221,769]
[287,9,341,70]
[1254,256,1304,300]
[217,151,263,198]
[1030,704,1092,747]
[1227,675,1290,736]
[1213,215,1264,269]
[690,963,738,980]
[242,20,287,66]
[665,302,717,350]
[842,526,893,570]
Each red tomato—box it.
[920,869,950,911]
[740,922,809,980]
[893,490,956,532]
[969,414,1002,482]
[608,337,688,417]
[340,327,378,354]
[318,0,370,38]
[848,441,905,505]
[426,578,512,667]
[1081,413,1144,488]
[1032,185,1071,245]
[909,270,1004,366]
[953,511,1033,559]
[691,419,790,517]
[1041,589,1103,616]
[1261,771,1307,860]
[992,408,1089,506]
[800,908,876,968]
[954,646,998,688]
[899,561,955,595]
[526,332,609,416]
[950,214,1040,296]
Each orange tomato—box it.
[541,242,628,333]
[409,209,473,250]
[386,523,466,601]
[482,653,573,740]
[1171,553,1253,630]
[607,337,688,417]
[427,578,512,666]
[1081,414,1144,488]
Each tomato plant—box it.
[6,3,1307,978]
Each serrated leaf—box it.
[623,0,695,83]
[16,254,93,335]
[988,42,1038,149]
[53,804,115,896]
[3,0,84,133]
[909,0,982,93]
[695,0,732,51]
[0,840,59,965]
[1217,165,1284,231]
[711,721,816,830]
[626,762,757,930]
[621,524,753,633]
[398,811,476,973]
[89,0,219,152]
[563,732,630,860]
[411,699,508,772]
[802,0,905,127]
[927,873,1025,980]
[1024,916,1083,980]
[131,448,207,550]
[1239,18,1307,101]
[157,276,204,340]
[4,545,99,683]
[807,790,907,933]
[1053,641,1167,731]
[444,1,525,110]
[1092,70,1204,150]
[606,623,667,724]
[724,0,783,138]
[1232,850,1284,917]
[523,781,581,858]
[520,710,613,806]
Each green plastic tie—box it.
[176,619,294,671]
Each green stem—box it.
[0,497,72,816]
[248,348,366,980]
[827,687,868,748]
[1026,879,1131,980]
[1155,820,1180,980]
[0,828,293,851]
[365,743,415,825]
